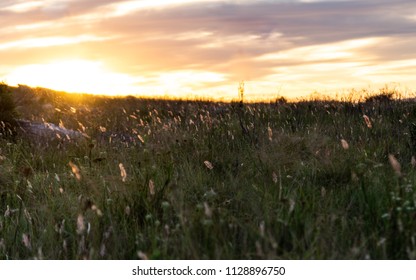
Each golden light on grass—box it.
[69,161,81,180]
[388,154,402,177]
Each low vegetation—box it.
[1,84,416,259]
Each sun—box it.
[5,59,140,95]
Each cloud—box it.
[2,0,416,99]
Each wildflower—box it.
[363,115,372,128]
[119,163,127,182]
[388,154,402,177]
[340,139,349,150]
[69,161,81,180]
[204,160,214,170]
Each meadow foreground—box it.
[1,85,416,259]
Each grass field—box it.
[1,84,416,259]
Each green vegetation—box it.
[1,84,416,259]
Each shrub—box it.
[0,83,18,133]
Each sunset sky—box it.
[1,0,416,101]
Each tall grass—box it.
[0,85,416,259]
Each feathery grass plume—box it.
[363,115,372,128]
[340,139,349,150]
[148,179,155,196]
[388,154,402,177]
[204,160,214,170]
[69,161,81,181]
[119,163,127,182]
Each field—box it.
[1,84,416,259]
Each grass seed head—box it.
[340,139,349,150]
[149,179,155,196]
[76,214,86,235]
[363,115,372,128]
[69,161,81,180]
[119,163,127,182]
[204,160,214,170]
[267,126,273,142]
[203,202,212,218]
[22,233,32,250]
[272,171,278,183]
[388,154,402,177]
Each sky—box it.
[1,0,416,101]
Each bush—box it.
[0,83,18,133]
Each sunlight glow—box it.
[5,60,140,95]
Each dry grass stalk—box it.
[267,126,273,142]
[411,156,416,168]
